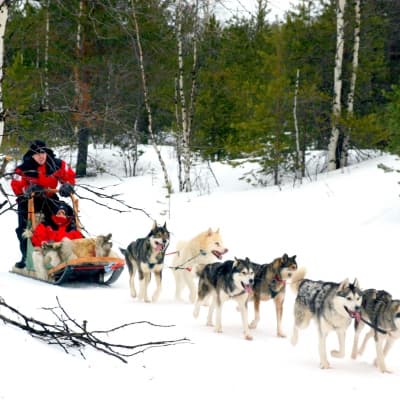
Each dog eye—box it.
[215,242,220,246]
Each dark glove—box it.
[24,184,43,198]
[59,183,74,197]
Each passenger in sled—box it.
[11,140,76,269]
[31,203,83,247]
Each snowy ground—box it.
[1,146,400,399]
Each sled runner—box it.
[11,191,125,285]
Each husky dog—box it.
[249,253,298,337]
[120,221,170,303]
[30,234,115,279]
[290,268,362,369]
[60,233,115,260]
[193,257,254,340]
[351,288,400,373]
[31,245,60,280]
[171,228,228,303]
[39,233,115,263]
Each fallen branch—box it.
[0,296,190,363]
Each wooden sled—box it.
[11,191,125,285]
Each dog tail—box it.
[290,267,306,294]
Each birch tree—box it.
[341,0,361,168]
[41,0,50,111]
[131,0,171,194]
[175,0,199,192]
[327,0,346,171]
[73,0,91,177]
[293,68,303,182]
[0,0,9,148]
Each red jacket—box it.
[11,152,76,197]
[31,217,83,247]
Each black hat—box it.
[29,140,47,154]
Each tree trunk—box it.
[42,0,50,111]
[0,0,9,148]
[327,0,346,171]
[76,126,89,177]
[174,76,184,191]
[131,0,171,194]
[341,0,361,168]
[73,0,91,177]
[293,69,302,182]
[176,0,191,192]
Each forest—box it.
[0,0,399,189]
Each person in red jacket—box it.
[11,140,77,268]
[31,203,83,248]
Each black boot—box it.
[14,259,26,269]
[15,228,27,268]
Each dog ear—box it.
[215,228,220,233]
[338,278,350,291]
[152,220,157,230]
[163,222,167,229]
[206,228,213,236]
[282,253,288,262]
[352,278,360,288]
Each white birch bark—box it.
[0,0,8,148]
[327,0,346,171]
[131,0,172,194]
[176,0,191,192]
[73,0,83,132]
[43,0,50,110]
[341,0,361,168]
[293,69,302,182]
[176,0,200,193]
[174,77,184,190]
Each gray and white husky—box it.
[193,257,254,340]
[290,268,362,369]
[351,288,400,373]
[120,221,170,302]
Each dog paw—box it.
[330,350,344,358]
[249,320,258,329]
[244,333,253,341]
[319,362,331,369]
[277,331,286,338]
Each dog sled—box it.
[11,191,125,285]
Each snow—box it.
[1,145,400,400]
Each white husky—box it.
[171,228,228,303]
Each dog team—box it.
[118,220,400,374]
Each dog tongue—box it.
[244,284,253,294]
[350,310,361,322]
[155,243,164,252]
